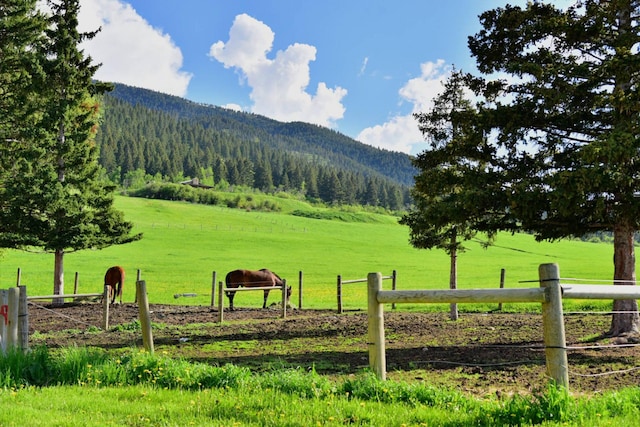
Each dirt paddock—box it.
[25,301,640,396]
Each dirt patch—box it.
[26,301,640,396]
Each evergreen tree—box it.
[0,0,141,303]
[254,158,274,192]
[0,0,46,179]
[468,1,640,335]
[400,71,507,320]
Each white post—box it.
[539,263,569,389]
[367,272,386,380]
[0,290,7,354]
[6,287,19,350]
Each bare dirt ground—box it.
[26,301,640,396]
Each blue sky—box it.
[76,0,539,155]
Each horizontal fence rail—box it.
[338,270,396,313]
[367,263,640,392]
[376,288,547,305]
[217,281,288,323]
[27,292,103,300]
[560,284,640,300]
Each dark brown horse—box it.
[104,266,125,304]
[225,269,290,310]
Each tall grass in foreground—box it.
[0,347,639,426]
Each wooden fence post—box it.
[136,280,154,354]
[367,272,386,380]
[103,284,110,330]
[337,275,343,314]
[298,271,303,309]
[134,269,141,303]
[18,286,28,352]
[391,270,397,310]
[281,279,287,319]
[498,268,506,311]
[217,281,224,323]
[539,263,569,389]
[210,271,217,307]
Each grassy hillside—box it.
[0,195,616,309]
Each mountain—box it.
[96,84,417,208]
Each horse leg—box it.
[263,290,269,308]
[226,290,236,311]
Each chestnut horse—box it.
[225,268,290,310]
[104,266,125,304]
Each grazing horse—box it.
[104,266,125,304]
[225,268,291,310]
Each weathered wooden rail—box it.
[217,281,288,323]
[367,263,640,391]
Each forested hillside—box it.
[95,84,416,209]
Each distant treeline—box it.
[95,85,414,210]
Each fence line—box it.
[338,270,396,314]
[217,280,288,323]
[367,262,640,392]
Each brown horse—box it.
[225,269,291,310]
[104,266,125,304]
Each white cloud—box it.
[223,103,243,112]
[356,60,451,154]
[358,57,369,77]
[209,14,347,128]
[78,0,192,97]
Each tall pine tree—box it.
[0,0,141,304]
[400,71,510,320]
[468,1,640,335]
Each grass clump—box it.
[1,346,639,426]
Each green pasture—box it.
[0,194,617,310]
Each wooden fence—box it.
[367,263,640,391]
[217,280,288,323]
[4,281,154,354]
[337,270,396,313]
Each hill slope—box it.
[104,84,417,187]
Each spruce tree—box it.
[0,0,142,304]
[468,1,640,335]
[400,71,510,320]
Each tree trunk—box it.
[609,222,639,336]
[53,248,64,306]
[449,246,458,321]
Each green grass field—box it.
[0,194,617,310]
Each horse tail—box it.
[117,267,124,302]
